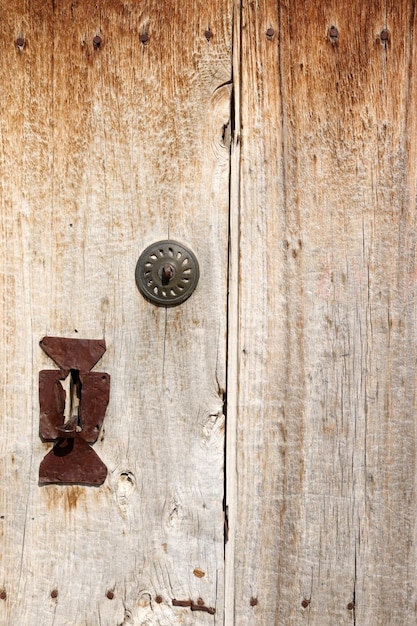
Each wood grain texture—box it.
[232,0,417,624]
[0,1,232,624]
[4,1,417,623]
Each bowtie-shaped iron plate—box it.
[39,337,110,486]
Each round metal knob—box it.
[135,240,199,306]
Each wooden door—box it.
[0,1,232,624]
[2,1,417,625]
[229,1,417,625]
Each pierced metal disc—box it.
[135,240,200,306]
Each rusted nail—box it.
[93,35,102,49]
[106,590,114,600]
[301,598,310,608]
[161,263,174,286]
[250,597,258,606]
[329,26,339,39]
[0,591,6,600]
[51,589,58,599]
[266,28,275,38]
[347,601,355,610]
[205,29,213,41]
[196,598,205,606]
[16,37,25,49]
[380,29,389,42]
[155,595,163,603]
[140,33,149,44]
[191,603,215,614]
[172,599,192,607]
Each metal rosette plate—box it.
[135,240,200,306]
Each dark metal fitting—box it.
[161,263,174,285]
[172,599,192,607]
[136,240,199,307]
[39,337,110,485]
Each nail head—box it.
[250,597,258,606]
[380,29,389,41]
[266,28,275,38]
[301,599,310,608]
[205,30,213,41]
[93,35,102,48]
[140,33,149,44]
[329,26,339,38]
[155,595,163,604]
[16,37,25,48]
[106,590,114,599]
[51,589,58,599]
[347,602,355,610]
[0,591,6,601]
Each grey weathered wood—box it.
[230,0,417,624]
[0,1,232,623]
[4,1,417,624]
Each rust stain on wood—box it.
[193,567,205,578]
[44,485,86,511]
[65,486,83,510]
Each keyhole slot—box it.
[161,263,174,286]
[61,369,83,432]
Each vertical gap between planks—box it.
[224,1,241,624]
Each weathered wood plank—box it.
[231,0,417,624]
[0,1,232,624]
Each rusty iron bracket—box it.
[39,337,110,486]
